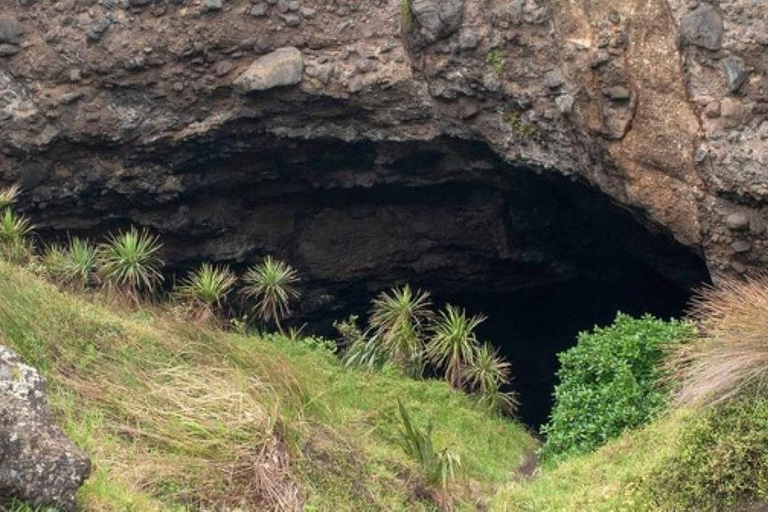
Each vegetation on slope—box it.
[4,180,768,510]
[495,277,768,511]
[0,261,534,510]
[541,314,694,461]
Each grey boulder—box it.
[410,0,464,42]
[0,19,24,45]
[233,47,304,93]
[0,345,91,511]
[680,3,723,51]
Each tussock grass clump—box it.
[670,275,768,406]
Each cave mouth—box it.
[308,168,709,428]
[443,271,696,428]
[26,135,711,429]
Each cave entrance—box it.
[26,135,711,429]
[257,139,712,430]
[445,271,697,428]
[326,170,711,428]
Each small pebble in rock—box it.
[726,212,749,231]
[251,3,268,16]
[731,240,751,253]
[205,0,223,11]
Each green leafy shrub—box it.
[651,396,768,510]
[541,313,694,461]
[505,110,540,139]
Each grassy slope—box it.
[491,410,692,511]
[0,261,534,511]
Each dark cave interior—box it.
[24,135,712,429]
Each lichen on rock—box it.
[0,343,91,511]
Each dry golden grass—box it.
[670,274,768,406]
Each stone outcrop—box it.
[0,0,766,291]
[0,344,91,510]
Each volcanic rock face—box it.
[0,344,91,511]
[0,0,766,290]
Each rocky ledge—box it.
[0,0,766,292]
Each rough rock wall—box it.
[0,0,765,280]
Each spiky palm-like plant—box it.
[41,242,69,282]
[426,305,485,389]
[0,208,33,243]
[397,399,461,493]
[369,284,432,376]
[175,263,237,320]
[463,343,519,414]
[98,228,164,297]
[0,208,33,263]
[0,184,20,210]
[40,238,98,288]
[241,255,300,332]
[65,237,98,288]
[336,315,389,372]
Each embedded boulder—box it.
[0,344,91,511]
[680,3,723,50]
[410,0,464,42]
[233,47,304,94]
[0,19,23,45]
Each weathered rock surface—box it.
[0,344,91,510]
[0,0,766,296]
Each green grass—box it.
[0,261,534,510]
[487,48,505,77]
[491,410,694,511]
